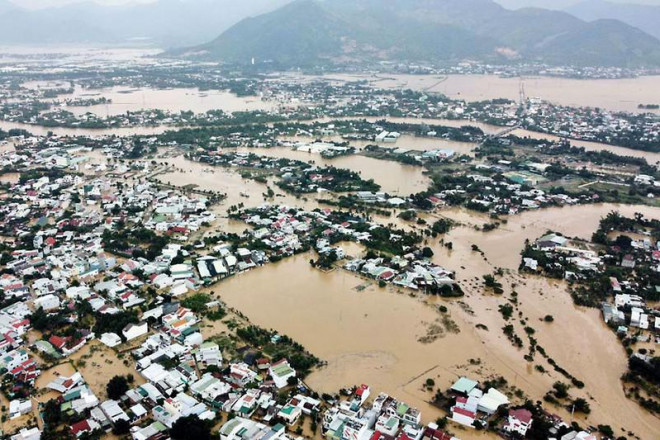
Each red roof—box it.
[71,420,91,435]
[49,335,68,349]
[452,407,475,419]
[423,427,453,440]
[12,319,30,328]
[378,271,395,280]
[509,408,533,424]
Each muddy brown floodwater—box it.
[317,73,660,115]
[233,146,431,195]
[70,137,660,438]
[64,86,276,117]
[202,203,660,439]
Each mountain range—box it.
[0,0,290,47]
[179,0,660,67]
[2,0,660,68]
[566,0,660,40]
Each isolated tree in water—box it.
[106,375,129,400]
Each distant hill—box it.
[567,0,660,40]
[0,0,292,47]
[178,0,660,67]
[494,0,579,10]
[187,0,497,66]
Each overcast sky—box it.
[10,0,660,8]
[10,0,154,8]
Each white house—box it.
[268,359,296,388]
[100,333,122,348]
[123,322,148,341]
[34,294,61,311]
[9,399,32,419]
[219,418,286,440]
[503,409,533,436]
[100,400,130,423]
[11,427,41,440]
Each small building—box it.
[450,377,478,396]
[621,254,636,269]
[503,408,533,436]
[268,359,296,389]
[277,404,302,425]
[123,322,148,341]
[100,333,122,348]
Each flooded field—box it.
[196,202,660,439]
[421,205,660,439]
[281,133,478,156]
[206,254,480,424]
[0,119,172,137]
[353,116,660,164]
[69,341,146,399]
[0,172,19,185]
[509,128,660,164]
[156,155,320,214]
[64,86,275,116]
[320,73,660,114]
[234,146,431,195]
[438,203,660,270]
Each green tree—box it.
[42,399,61,426]
[422,247,434,258]
[106,375,129,400]
[571,398,591,414]
[170,415,211,440]
[112,419,131,435]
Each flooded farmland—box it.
[320,73,660,114]
[64,86,276,117]
[233,146,431,195]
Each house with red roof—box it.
[48,333,92,357]
[355,384,371,405]
[49,335,67,351]
[71,419,101,437]
[450,406,476,428]
[503,408,533,436]
[422,424,457,440]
